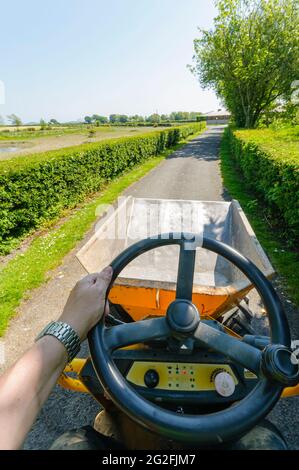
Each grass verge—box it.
[0,134,198,335]
[221,129,299,307]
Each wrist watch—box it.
[35,321,81,362]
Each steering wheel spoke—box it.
[176,243,196,300]
[194,321,262,376]
[104,317,170,351]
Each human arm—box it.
[0,267,112,450]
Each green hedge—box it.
[227,126,299,244]
[0,123,205,253]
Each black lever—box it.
[261,344,299,387]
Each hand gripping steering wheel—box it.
[88,234,299,445]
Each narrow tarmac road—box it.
[125,125,225,201]
[1,125,298,449]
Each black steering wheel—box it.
[88,234,299,445]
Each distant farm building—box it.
[201,109,231,125]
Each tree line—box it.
[84,111,201,125]
[0,112,202,127]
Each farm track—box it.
[0,125,297,449]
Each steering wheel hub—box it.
[166,299,200,335]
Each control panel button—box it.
[214,371,235,397]
[144,369,159,388]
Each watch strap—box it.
[36,321,81,362]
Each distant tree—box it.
[170,111,190,121]
[189,112,201,121]
[119,115,128,123]
[130,114,144,122]
[161,114,169,121]
[92,115,108,124]
[170,112,184,121]
[7,114,22,127]
[0,115,4,125]
[148,113,161,124]
[108,114,129,123]
[49,119,59,125]
[190,0,299,128]
[109,114,118,123]
[91,114,100,122]
[84,116,92,124]
[40,118,46,130]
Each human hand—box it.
[59,266,113,341]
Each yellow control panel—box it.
[126,361,238,391]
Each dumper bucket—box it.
[77,197,274,320]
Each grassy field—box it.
[0,126,81,140]
[0,126,168,159]
[221,128,299,307]
[0,124,172,141]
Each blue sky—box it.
[0,0,221,123]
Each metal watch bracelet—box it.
[35,321,81,362]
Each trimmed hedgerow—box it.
[227,126,299,244]
[0,123,205,253]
